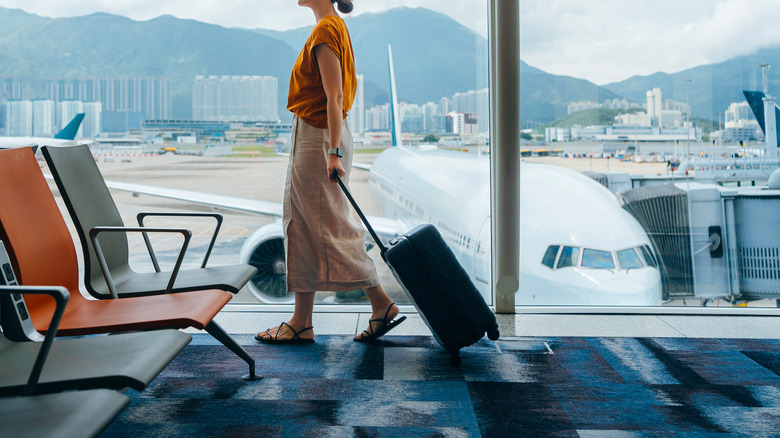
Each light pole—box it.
[761,64,770,94]
[685,78,691,161]
[760,64,778,159]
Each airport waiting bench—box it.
[0,285,191,438]
[0,146,259,380]
[41,143,258,298]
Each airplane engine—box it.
[239,221,293,304]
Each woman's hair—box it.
[332,0,353,14]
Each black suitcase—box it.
[333,170,499,366]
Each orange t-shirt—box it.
[287,15,356,129]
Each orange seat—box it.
[0,147,257,379]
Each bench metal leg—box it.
[205,321,261,381]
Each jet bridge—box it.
[621,177,780,303]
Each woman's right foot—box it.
[255,321,315,344]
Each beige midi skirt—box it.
[283,115,380,293]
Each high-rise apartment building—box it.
[48,76,170,120]
[723,100,761,142]
[57,101,85,138]
[0,78,23,133]
[646,88,662,127]
[347,74,364,134]
[422,101,438,133]
[32,100,55,137]
[1,78,22,101]
[452,88,489,133]
[438,97,451,115]
[365,103,390,131]
[192,75,278,122]
[82,101,103,139]
[5,100,33,137]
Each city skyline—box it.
[1,1,780,84]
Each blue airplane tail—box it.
[743,91,780,144]
[53,113,85,140]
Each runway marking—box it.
[544,342,554,354]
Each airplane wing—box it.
[44,175,405,240]
[106,180,285,217]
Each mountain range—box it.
[0,6,778,124]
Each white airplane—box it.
[0,113,88,148]
[95,46,663,306]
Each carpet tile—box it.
[101,335,780,437]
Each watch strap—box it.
[328,147,343,157]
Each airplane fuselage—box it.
[369,146,663,306]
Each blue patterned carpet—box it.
[101,334,780,437]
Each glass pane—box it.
[542,245,560,269]
[582,249,616,269]
[520,1,780,309]
[557,247,580,269]
[617,248,644,270]
[5,3,491,307]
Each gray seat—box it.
[0,285,191,396]
[0,389,129,438]
[41,144,257,299]
[0,285,133,438]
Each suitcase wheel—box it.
[448,351,461,367]
[487,328,500,341]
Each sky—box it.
[2,0,780,85]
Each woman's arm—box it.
[314,43,346,184]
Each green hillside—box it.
[0,9,297,118]
[255,7,489,107]
[537,107,623,131]
[603,46,780,121]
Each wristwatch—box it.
[328,147,343,158]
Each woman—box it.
[256,0,406,344]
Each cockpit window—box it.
[639,245,657,268]
[581,248,615,269]
[542,245,560,269]
[617,248,644,269]
[557,246,579,268]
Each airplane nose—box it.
[587,279,661,306]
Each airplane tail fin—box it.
[744,91,768,134]
[388,45,402,147]
[54,113,85,140]
[744,90,780,145]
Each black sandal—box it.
[255,322,315,344]
[354,303,407,342]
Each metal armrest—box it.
[89,226,192,298]
[137,212,223,270]
[0,286,69,396]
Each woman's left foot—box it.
[354,303,407,342]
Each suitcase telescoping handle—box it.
[331,168,388,254]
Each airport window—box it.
[28,2,780,313]
[513,2,780,311]
[617,248,644,270]
[557,246,579,269]
[542,245,560,269]
[581,249,616,269]
[21,2,489,309]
